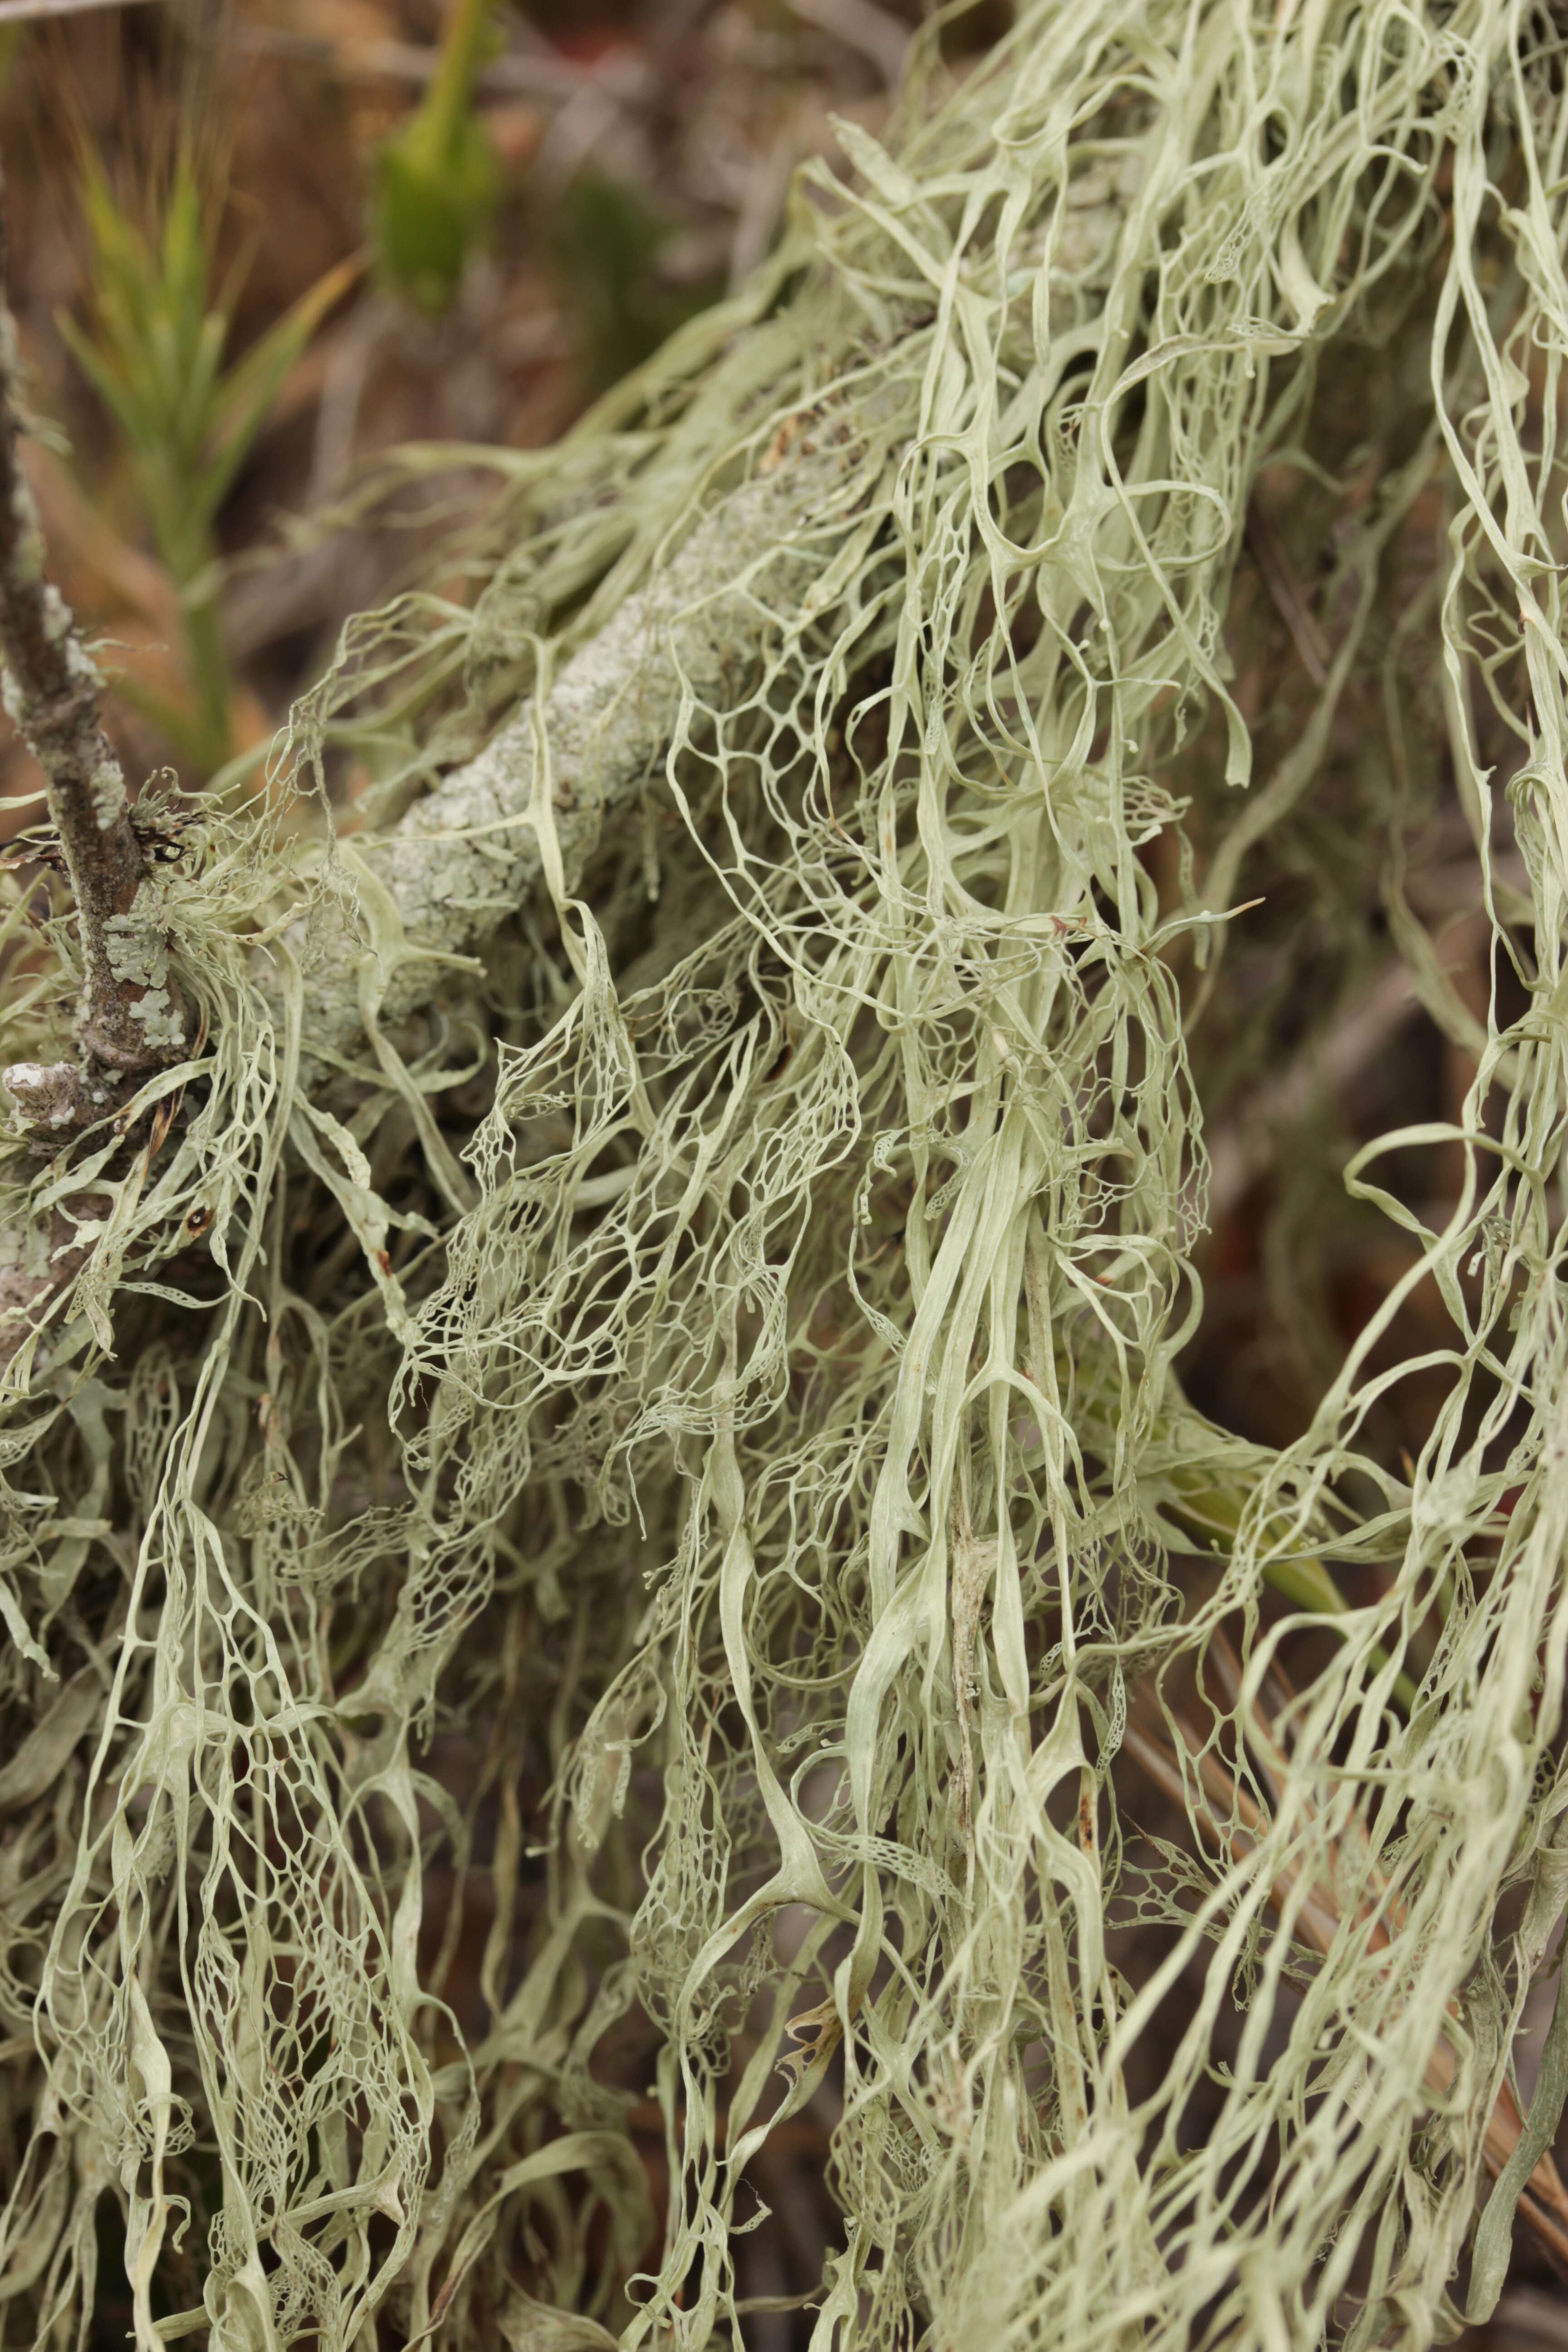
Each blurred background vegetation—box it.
[0,0,932,806]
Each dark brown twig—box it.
[1244,500,1332,686]
[0,169,178,1121]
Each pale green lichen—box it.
[0,4,1565,2349]
[103,900,185,1057]
[89,754,124,833]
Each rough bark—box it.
[0,189,178,1098]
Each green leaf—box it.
[370,0,501,316]
[372,107,500,318]
[201,251,364,518]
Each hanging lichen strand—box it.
[0,0,1566,2345]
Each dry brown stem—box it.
[0,166,175,1118]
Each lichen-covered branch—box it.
[0,173,177,1106]
[0,418,851,1364]
[286,431,850,1074]
[0,421,850,1362]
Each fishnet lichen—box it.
[2,1,1568,2346]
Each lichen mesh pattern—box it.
[2,0,1568,2345]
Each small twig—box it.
[0,168,174,1112]
[1244,501,1332,686]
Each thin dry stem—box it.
[0,167,168,1101]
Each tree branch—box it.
[0,171,179,1113]
[282,424,852,1081]
[0,412,850,1363]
